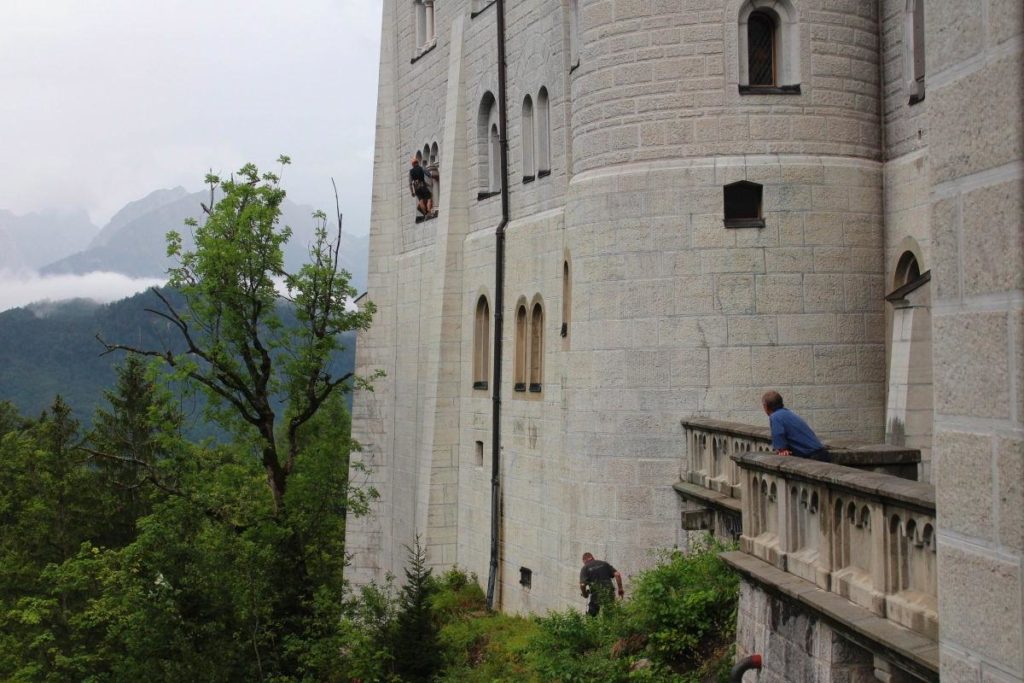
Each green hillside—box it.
[0,290,357,426]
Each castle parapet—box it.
[676,418,922,539]
[735,452,937,642]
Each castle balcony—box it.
[674,418,920,541]
[722,452,939,681]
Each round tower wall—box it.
[563,155,886,443]
[571,0,882,173]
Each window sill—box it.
[522,175,535,184]
[410,41,437,64]
[471,0,496,18]
[723,217,765,229]
[537,169,551,178]
[477,190,501,201]
[908,93,925,106]
[514,382,526,393]
[415,211,439,224]
[528,383,542,393]
[473,381,488,391]
[569,59,580,74]
[738,84,801,95]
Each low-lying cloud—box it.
[0,270,165,313]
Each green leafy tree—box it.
[98,157,375,513]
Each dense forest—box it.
[0,161,739,681]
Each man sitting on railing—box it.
[761,390,831,462]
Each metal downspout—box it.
[485,0,510,611]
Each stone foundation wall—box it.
[736,580,879,683]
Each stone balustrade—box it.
[734,452,938,641]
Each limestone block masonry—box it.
[347,3,1024,681]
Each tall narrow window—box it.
[473,296,490,390]
[478,93,499,197]
[569,0,580,68]
[424,0,435,45]
[414,1,427,50]
[430,142,438,165]
[490,124,501,192]
[561,259,571,341]
[747,12,775,86]
[738,1,799,93]
[529,302,544,392]
[522,96,535,182]
[723,181,764,229]
[904,0,925,103]
[536,87,551,176]
[514,304,527,392]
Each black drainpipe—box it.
[486,0,510,612]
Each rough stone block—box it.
[930,53,1024,183]
[711,346,753,385]
[804,212,845,245]
[728,315,780,346]
[926,0,984,73]
[989,0,1024,45]
[751,346,816,384]
[938,543,1023,672]
[814,345,860,383]
[996,436,1024,553]
[803,274,845,312]
[962,179,1024,296]
[766,247,814,273]
[755,274,805,313]
[935,430,995,541]
[938,650,982,683]
[716,274,756,314]
[670,347,711,387]
[778,314,837,344]
[933,312,1010,419]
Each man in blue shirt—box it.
[761,390,831,462]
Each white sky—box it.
[0,0,383,234]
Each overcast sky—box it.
[0,0,383,234]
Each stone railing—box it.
[682,417,921,499]
[735,452,937,641]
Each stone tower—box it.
[348,5,1022,679]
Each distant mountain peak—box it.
[90,187,191,248]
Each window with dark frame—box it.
[529,302,543,392]
[723,181,765,229]
[473,296,489,390]
[514,304,527,392]
[747,12,776,86]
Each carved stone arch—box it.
[860,505,871,530]
[513,295,529,391]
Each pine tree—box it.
[392,537,442,682]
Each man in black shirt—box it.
[408,156,433,218]
[579,552,624,616]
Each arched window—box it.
[894,251,921,289]
[430,141,438,165]
[904,0,925,103]
[514,304,527,392]
[738,0,800,92]
[473,296,490,390]
[522,96,535,182]
[529,302,544,392]
[536,87,551,176]
[747,12,775,86]
[561,259,571,341]
[478,92,500,197]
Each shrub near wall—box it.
[434,537,738,682]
